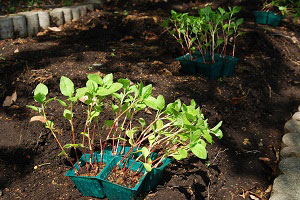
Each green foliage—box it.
[164,6,243,60]
[28,73,223,174]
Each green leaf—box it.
[60,76,74,97]
[88,74,103,85]
[57,99,67,107]
[144,96,158,110]
[212,129,223,139]
[45,120,54,129]
[129,138,134,145]
[118,78,130,89]
[97,83,123,96]
[191,143,207,159]
[89,111,100,121]
[108,83,123,94]
[138,118,146,129]
[103,73,113,88]
[75,87,88,99]
[172,148,188,160]
[80,132,89,137]
[86,80,98,92]
[211,121,222,132]
[126,129,135,139]
[26,105,39,112]
[202,129,213,144]
[111,103,119,112]
[34,83,48,103]
[141,147,150,158]
[156,95,165,111]
[156,119,164,130]
[34,83,48,97]
[63,109,72,120]
[143,163,152,172]
[218,7,225,15]
[58,150,67,157]
[236,18,243,26]
[142,84,152,99]
[105,120,114,128]
[148,134,155,146]
[63,143,85,149]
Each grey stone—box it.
[50,8,64,26]
[8,14,27,38]
[271,173,300,200]
[0,16,14,39]
[270,192,299,200]
[279,157,300,174]
[87,0,103,9]
[70,6,80,21]
[84,3,95,12]
[284,119,300,133]
[78,5,87,16]
[293,112,300,121]
[282,132,300,147]
[19,11,39,37]
[280,146,300,158]
[38,11,50,30]
[61,7,72,23]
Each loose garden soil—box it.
[0,0,300,199]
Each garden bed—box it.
[0,1,300,199]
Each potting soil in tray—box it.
[100,156,147,200]
[107,166,144,188]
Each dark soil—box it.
[107,166,143,188]
[1,1,300,199]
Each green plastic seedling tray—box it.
[100,156,147,200]
[194,56,223,80]
[142,157,172,192]
[176,54,196,75]
[253,11,268,24]
[65,153,111,198]
[221,55,239,77]
[267,12,282,27]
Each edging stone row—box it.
[269,108,300,200]
[0,1,102,40]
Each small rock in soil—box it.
[284,119,300,133]
[292,112,300,121]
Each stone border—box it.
[269,108,300,200]
[0,2,102,40]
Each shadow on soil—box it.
[0,147,36,190]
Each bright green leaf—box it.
[88,74,103,85]
[191,143,207,159]
[63,109,72,120]
[60,76,74,97]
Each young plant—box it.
[107,82,223,178]
[163,10,196,60]
[27,73,123,176]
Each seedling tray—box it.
[100,156,147,200]
[65,153,111,198]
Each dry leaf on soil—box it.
[48,27,62,32]
[2,91,17,107]
[258,157,271,162]
[30,116,47,123]
[249,194,260,200]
